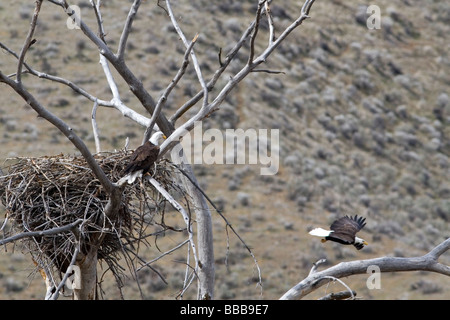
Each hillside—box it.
[0,0,449,299]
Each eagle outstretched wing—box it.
[329,215,366,244]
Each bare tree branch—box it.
[0,41,152,127]
[117,0,142,61]
[48,246,80,300]
[320,276,355,300]
[146,176,199,272]
[0,219,83,246]
[165,0,209,110]
[136,239,190,272]
[16,0,42,84]
[168,19,256,124]
[99,54,121,103]
[265,1,275,45]
[308,258,327,276]
[91,100,101,153]
[89,0,106,42]
[53,0,174,134]
[143,34,198,144]
[160,0,319,158]
[248,0,266,66]
[318,290,357,300]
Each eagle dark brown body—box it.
[124,141,160,176]
[119,131,166,185]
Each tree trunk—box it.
[72,248,98,300]
[171,149,215,300]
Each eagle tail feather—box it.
[309,228,332,237]
[126,170,143,184]
[117,170,143,185]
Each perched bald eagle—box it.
[119,131,166,184]
[309,215,368,250]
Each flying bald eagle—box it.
[119,131,166,185]
[309,215,368,250]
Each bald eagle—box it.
[119,131,166,184]
[309,215,368,250]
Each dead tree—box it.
[0,0,318,299]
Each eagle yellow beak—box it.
[363,240,369,246]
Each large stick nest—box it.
[0,150,185,286]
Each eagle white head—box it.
[150,131,167,146]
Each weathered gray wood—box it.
[170,151,215,300]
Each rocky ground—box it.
[0,0,449,299]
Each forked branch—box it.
[16,0,43,84]
[159,0,318,157]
